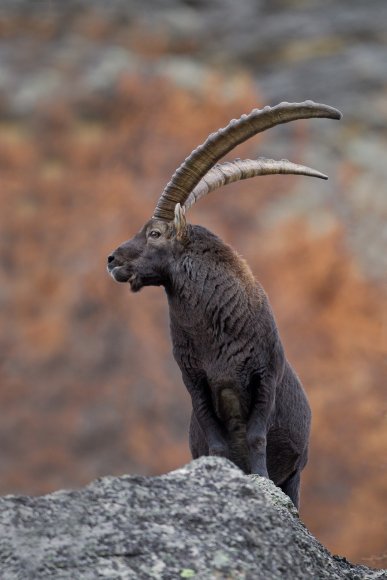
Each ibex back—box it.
[107,101,342,508]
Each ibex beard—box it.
[108,101,342,508]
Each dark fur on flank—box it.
[108,218,311,508]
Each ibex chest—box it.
[169,310,256,382]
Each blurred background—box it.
[0,0,386,568]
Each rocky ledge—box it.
[0,457,384,579]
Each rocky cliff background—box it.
[0,0,386,569]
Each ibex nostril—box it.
[107,255,115,264]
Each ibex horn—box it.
[184,158,328,210]
[153,101,342,221]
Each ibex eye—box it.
[149,230,161,239]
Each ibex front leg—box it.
[183,372,228,458]
[246,370,277,477]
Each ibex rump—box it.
[107,101,341,507]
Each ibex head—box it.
[107,208,186,292]
[107,101,341,292]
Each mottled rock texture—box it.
[0,457,384,580]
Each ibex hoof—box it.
[209,444,228,458]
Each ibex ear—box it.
[174,203,187,241]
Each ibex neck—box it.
[166,228,262,333]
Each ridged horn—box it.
[153,100,342,221]
[184,158,328,210]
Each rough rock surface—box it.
[0,457,384,580]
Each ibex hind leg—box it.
[279,470,301,509]
[189,411,209,458]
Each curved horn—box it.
[153,101,342,221]
[184,158,328,210]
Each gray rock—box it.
[0,457,384,579]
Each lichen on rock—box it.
[0,457,384,579]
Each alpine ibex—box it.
[107,101,341,507]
